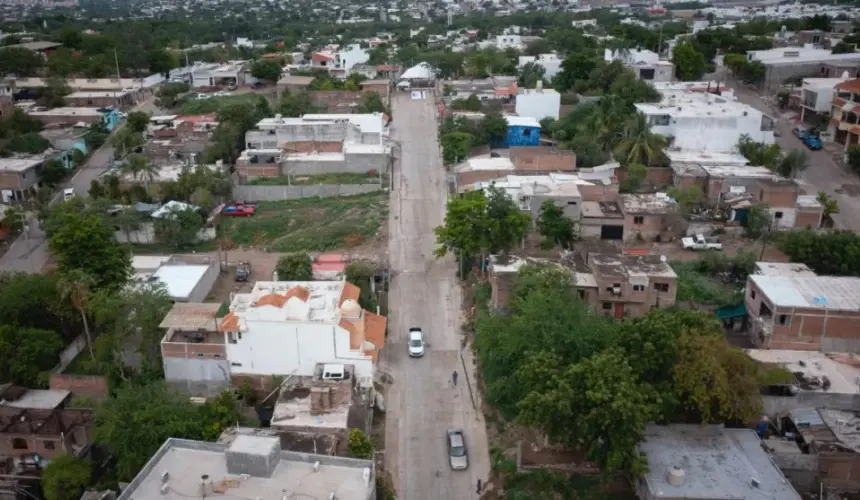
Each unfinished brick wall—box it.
[509,147,576,171]
[49,374,109,399]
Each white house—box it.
[799,74,850,122]
[518,53,563,80]
[515,84,561,120]
[218,281,386,387]
[330,44,370,78]
[605,48,673,82]
[635,89,775,151]
[491,34,525,51]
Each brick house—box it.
[619,193,680,242]
[489,251,677,319]
[746,263,860,351]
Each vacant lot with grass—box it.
[248,172,385,186]
[220,193,388,252]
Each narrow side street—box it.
[382,91,490,499]
[731,82,860,232]
[0,97,161,273]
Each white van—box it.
[62,188,75,202]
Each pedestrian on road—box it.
[452,370,458,386]
[477,479,482,494]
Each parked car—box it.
[446,429,468,470]
[794,127,823,150]
[408,327,425,357]
[236,261,252,282]
[681,234,723,251]
[221,203,257,217]
[62,188,75,202]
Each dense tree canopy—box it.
[779,230,860,276]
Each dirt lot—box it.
[219,193,389,253]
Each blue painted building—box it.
[491,115,541,148]
[40,129,89,169]
[100,109,122,131]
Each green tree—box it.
[358,91,387,113]
[435,190,489,267]
[517,349,657,479]
[745,204,771,238]
[0,325,63,387]
[46,202,132,291]
[614,113,668,166]
[440,131,472,164]
[58,270,95,361]
[41,455,91,500]
[126,111,150,134]
[736,135,782,169]
[832,42,856,54]
[536,200,577,249]
[147,48,178,74]
[518,62,546,89]
[777,148,809,179]
[525,39,551,57]
[817,192,839,223]
[89,179,105,199]
[39,159,68,188]
[0,47,43,76]
[6,131,51,154]
[344,261,378,311]
[93,383,239,481]
[110,128,144,158]
[275,252,313,280]
[277,91,316,117]
[668,186,704,213]
[485,185,531,254]
[479,110,509,146]
[119,154,159,189]
[347,429,373,459]
[153,206,205,250]
[779,230,860,276]
[451,94,483,111]
[672,43,708,81]
[620,163,647,193]
[251,59,283,82]
[847,145,860,174]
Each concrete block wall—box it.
[286,151,387,175]
[232,184,382,202]
[49,374,109,399]
[163,357,232,397]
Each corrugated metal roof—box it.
[789,407,824,427]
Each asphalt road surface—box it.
[383,91,490,500]
[0,97,160,273]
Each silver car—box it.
[447,429,468,470]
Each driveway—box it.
[731,83,860,232]
[382,91,490,499]
[0,96,161,273]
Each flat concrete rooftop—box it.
[117,437,374,500]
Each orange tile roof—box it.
[285,286,311,302]
[836,79,860,94]
[219,312,239,332]
[340,319,361,350]
[364,312,387,350]
[340,282,361,306]
[256,293,289,308]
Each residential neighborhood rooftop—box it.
[116,437,374,500]
[620,193,677,214]
[744,349,860,395]
[230,281,349,323]
[754,262,817,276]
[749,274,860,310]
[638,424,802,500]
[0,154,52,172]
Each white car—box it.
[681,234,723,251]
[62,188,75,202]
[408,328,425,357]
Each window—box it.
[214,354,221,359]
[43,440,55,450]
[648,114,670,126]
[231,362,243,367]
[567,201,577,206]
[633,216,644,225]
[778,314,791,326]
[774,211,784,219]
[11,438,27,450]
[633,284,645,292]
[196,353,204,359]
[654,283,670,293]
[602,302,612,310]
[577,289,585,299]
[751,290,756,299]
[523,128,532,137]
[229,332,238,344]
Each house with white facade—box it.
[635,89,775,152]
[799,74,850,123]
[605,48,674,82]
[189,61,249,88]
[515,83,561,120]
[159,281,387,395]
[518,53,562,80]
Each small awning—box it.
[716,304,747,320]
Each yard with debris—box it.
[219,193,388,253]
[247,173,387,186]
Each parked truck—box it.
[681,234,723,251]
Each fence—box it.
[233,184,383,202]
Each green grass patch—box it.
[672,261,741,307]
[757,363,795,385]
[248,173,385,186]
[178,94,263,115]
[128,241,218,254]
[220,193,388,252]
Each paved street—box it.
[731,82,860,232]
[383,91,490,499]
[0,96,160,273]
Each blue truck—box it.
[793,127,823,150]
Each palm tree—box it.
[58,270,95,361]
[120,154,159,190]
[613,113,669,167]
